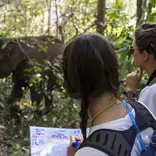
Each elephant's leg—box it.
[44,92,53,108]
[8,82,24,104]
[7,68,28,126]
[37,70,56,115]
[7,61,29,104]
[44,70,56,108]
[30,87,43,106]
[7,74,27,104]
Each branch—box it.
[0,0,10,8]
[83,23,96,33]
[16,38,30,60]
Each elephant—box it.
[0,35,65,115]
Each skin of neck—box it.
[143,57,156,77]
[88,93,127,127]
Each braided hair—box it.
[62,33,119,139]
[135,23,156,58]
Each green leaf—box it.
[148,13,156,22]
[109,12,120,18]
[152,0,156,7]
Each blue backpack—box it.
[79,101,156,156]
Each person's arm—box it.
[67,136,83,156]
[126,69,142,93]
[124,69,142,101]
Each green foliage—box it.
[147,12,156,22]
[152,0,156,7]
[0,0,156,155]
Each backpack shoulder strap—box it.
[128,101,156,131]
[79,128,135,156]
[79,101,156,156]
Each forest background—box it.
[0,0,156,155]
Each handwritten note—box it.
[30,126,83,156]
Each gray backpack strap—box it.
[79,102,156,156]
[79,129,133,156]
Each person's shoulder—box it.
[139,84,156,104]
[149,83,156,90]
[75,147,108,156]
[143,83,156,89]
[140,83,156,94]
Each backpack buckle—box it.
[151,135,156,148]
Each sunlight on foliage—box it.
[0,0,156,155]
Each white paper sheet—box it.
[30,126,83,156]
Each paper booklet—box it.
[30,126,83,156]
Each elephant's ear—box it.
[8,46,26,70]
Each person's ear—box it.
[142,50,149,61]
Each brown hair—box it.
[135,23,156,58]
[63,33,119,139]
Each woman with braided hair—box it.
[125,23,156,116]
[63,33,156,156]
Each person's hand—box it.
[67,136,83,156]
[126,69,142,93]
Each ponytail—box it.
[79,97,89,139]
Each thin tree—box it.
[147,0,152,20]
[47,0,52,35]
[136,0,143,26]
[96,0,105,35]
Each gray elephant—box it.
[0,36,65,115]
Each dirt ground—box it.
[0,128,12,156]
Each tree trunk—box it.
[47,0,52,35]
[147,0,152,20]
[136,0,143,26]
[136,0,143,27]
[96,0,105,35]
[54,0,59,38]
